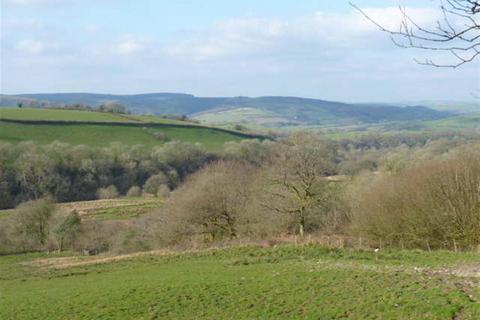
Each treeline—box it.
[142,135,480,251]
[0,141,214,209]
[1,132,480,254]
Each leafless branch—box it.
[350,0,480,67]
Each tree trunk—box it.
[299,221,305,238]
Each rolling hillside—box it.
[2,245,480,319]
[0,108,262,150]
[0,93,452,127]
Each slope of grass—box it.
[195,107,292,127]
[58,198,162,221]
[0,108,131,122]
[125,114,198,125]
[424,114,480,130]
[0,122,245,150]
[1,245,479,320]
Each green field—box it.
[0,108,133,122]
[195,107,293,127]
[424,114,480,130]
[1,245,479,319]
[0,108,251,150]
[57,198,162,221]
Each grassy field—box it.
[0,198,161,221]
[424,114,480,130]
[195,107,292,127]
[58,198,162,221]
[0,108,133,122]
[0,245,479,319]
[0,122,244,150]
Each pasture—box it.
[0,108,131,122]
[0,245,479,319]
[0,108,255,150]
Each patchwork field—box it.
[0,198,161,221]
[57,198,162,221]
[0,108,259,150]
[0,245,479,320]
[424,114,480,130]
[0,108,133,122]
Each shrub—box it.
[152,131,170,142]
[126,186,142,197]
[8,198,56,252]
[156,185,170,198]
[143,173,168,195]
[152,161,259,244]
[350,149,480,250]
[96,185,119,199]
[51,210,82,251]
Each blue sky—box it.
[1,0,478,102]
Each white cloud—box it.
[2,4,476,102]
[116,38,146,55]
[164,7,441,61]
[15,39,45,54]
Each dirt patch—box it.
[58,198,159,216]
[432,264,480,278]
[27,250,176,269]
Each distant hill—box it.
[401,100,479,114]
[0,93,452,127]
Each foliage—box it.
[52,210,82,251]
[6,198,55,252]
[96,185,119,200]
[261,133,341,236]
[153,161,259,243]
[0,141,213,209]
[97,102,129,114]
[143,173,169,195]
[350,147,480,250]
[126,186,142,197]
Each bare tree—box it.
[262,133,337,237]
[156,161,258,243]
[351,1,480,68]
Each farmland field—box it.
[0,108,132,122]
[0,198,162,221]
[57,198,162,221]
[0,245,479,320]
[0,108,254,150]
[423,114,480,130]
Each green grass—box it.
[0,107,254,150]
[0,198,162,222]
[0,122,244,150]
[1,245,479,319]
[0,108,131,122]
[195,107,291,127]
[125,114,198,125]
[59,198,163,221]
[424,114,480,130]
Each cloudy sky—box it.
[1,0,478,102]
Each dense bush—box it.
[143,173,169,196]
[96,185,119,199]
[350,147,480,250]
[150,161,261,244]
[126,186,142,197]
[6,198,56,252]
